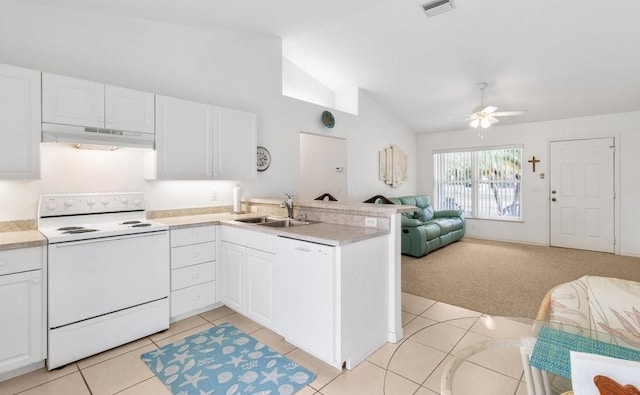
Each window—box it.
[434,146,522,220]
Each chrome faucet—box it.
[281,193,294,219]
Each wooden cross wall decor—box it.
[528,156,540,172]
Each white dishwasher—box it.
[276,236,338,367]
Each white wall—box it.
[0,1,417,221]
[417,111,640,257]
[282,57,335,109]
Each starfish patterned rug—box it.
[141,323,315,395]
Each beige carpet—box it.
[401,238,640,319]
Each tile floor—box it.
[0,294,540,395]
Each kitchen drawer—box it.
[0,246,43,276]
[171,281,216,318]
[171,242,216,269]
[171,261,215,291]
[171,225,216,247]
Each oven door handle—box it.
[50,230,168,248]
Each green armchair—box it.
[389,195,465,257]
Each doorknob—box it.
[551,198,557,202]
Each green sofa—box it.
[389,195,465,257]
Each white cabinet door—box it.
[0,63,40,179]
[155,95,215,180]
[0,270,44,374]
[105,85,154,133]
[244,248,275,327]
[150,97,257,181]
[214,107,257,180]
[220,241,245,313]
[277,237,337,366]
[42,73,104,128]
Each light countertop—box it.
[155,212,389,246]
[0,231,47,251]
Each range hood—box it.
[42,123,155,150]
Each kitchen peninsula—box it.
[153,197,415,369]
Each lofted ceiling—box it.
[7,0,640,134]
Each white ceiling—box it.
[9,0,640,133]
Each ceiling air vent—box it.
[422,0,455,17]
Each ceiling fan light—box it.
[480,118,492,128]
[470,119,480,128]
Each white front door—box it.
[549,138,615,252]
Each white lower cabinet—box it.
[0,246,46,379]
[219,227,276,329]
[169,225,218,320]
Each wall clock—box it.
[321,111,335,128]
[256,146,271,172]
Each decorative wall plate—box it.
[256,146,271,172]
[321,111,335,128]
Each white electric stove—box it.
[37,192,170,369]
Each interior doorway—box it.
[549,138,615,253]
[299,132,347,201]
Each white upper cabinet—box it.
[42,73,154,133]
[42,73,104,128]
[151,95,257,181]
[154,95,215,180]
[214,107,257,180]
[0,63,41,179]
[104,85,155,133]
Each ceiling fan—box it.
[468,82,526,129]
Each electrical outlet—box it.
[365,217,377,227]
[211,190,219,201]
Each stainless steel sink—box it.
[257,219,320,228]
[234,216,276,224]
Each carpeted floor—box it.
[401,238,640,319]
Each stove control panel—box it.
[39,193,145,217]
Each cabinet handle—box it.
[193,295,200,301]
[193,252,200,258]
[32,278,40,285]
[97,116,104,123]
[192,233,200,239]
[192,273,200,279]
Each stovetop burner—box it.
[62,229,99,234]
[57,226,85,231]
[121,221,141,225]
[132,223,152,228]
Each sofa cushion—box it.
[429,217,464,234]
[421,222,442,240]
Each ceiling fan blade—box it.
[482,106,498,115]
[488,116,499,124]
[493,110,527,117]
[470,119,480,128]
